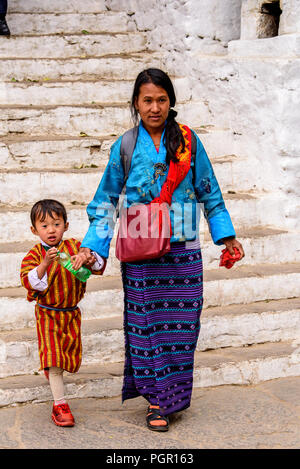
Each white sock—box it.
[54,397,67,406]
[48,367,66,404]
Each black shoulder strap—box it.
[191,130,197,159]
[120,126,197,181]
[191,130,197,186]
[120,126,138,183]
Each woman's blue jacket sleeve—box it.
[192,130,236,245]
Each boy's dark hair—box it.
[30,199,67,228]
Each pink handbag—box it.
[115,124,193,263]
[115,202,171,262]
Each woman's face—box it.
[134,82,170,134]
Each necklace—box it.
[153,162,167,180]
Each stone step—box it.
[0,155,262,209]
[0,276,125,331]
[0,80,135,107]
[7,12,135,36]
[0,76,191,107]
[1,296,300,378]
[201,261,300,307]
[2,263,300,333]
[0,104,131,139]
[8,0,108,14]
[195,126,244,159]
[0,340,299,407]
[0,53,161,82]
[0,103,262,167]
[0,101,220,139]
[209,154,262,192]
[0,195,283,244]
[8,0,109,16]
[0,32,147,59]
[228,34,300,58]
[1,240,300,305]
[0,169,105,207]
[224,193,285,230]
[0,126,242,170]
[0,135,112,169]
[2,255,300,320]
[1,227,299,288]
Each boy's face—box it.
[31,212,69,246]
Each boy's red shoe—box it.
[52,403,75,427]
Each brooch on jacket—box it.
[201,177,211,193]
[153,163,167,180]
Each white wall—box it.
[106,0,242,53]
[279,0,300,34]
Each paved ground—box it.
[0,376,299,450]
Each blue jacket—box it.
[81,121,236,258]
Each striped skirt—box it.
[35,304,82,373]
[121,241,203,416]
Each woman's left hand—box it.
[71,252,96,270]
[77,247,96,267]
[222,237,245,261]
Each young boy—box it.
[20,199,106,427]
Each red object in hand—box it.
[220,247,241,269]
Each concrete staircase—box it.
[0,0,300,407]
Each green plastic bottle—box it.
[56,251,91,282]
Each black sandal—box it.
[146,406,169,432]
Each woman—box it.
[76,69,244,431]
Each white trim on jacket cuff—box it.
[28,267,48,291]
[91,251,104,271]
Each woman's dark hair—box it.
[130,68,185,164]
[30,199,67,228]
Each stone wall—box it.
[241,0,300,39]
[279,0,300,34]
[106,0,242,55]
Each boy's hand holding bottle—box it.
[37,248,95,283]
[37,247,58,279]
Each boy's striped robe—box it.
[20,238,98,373]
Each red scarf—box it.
[151,124,192,206]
